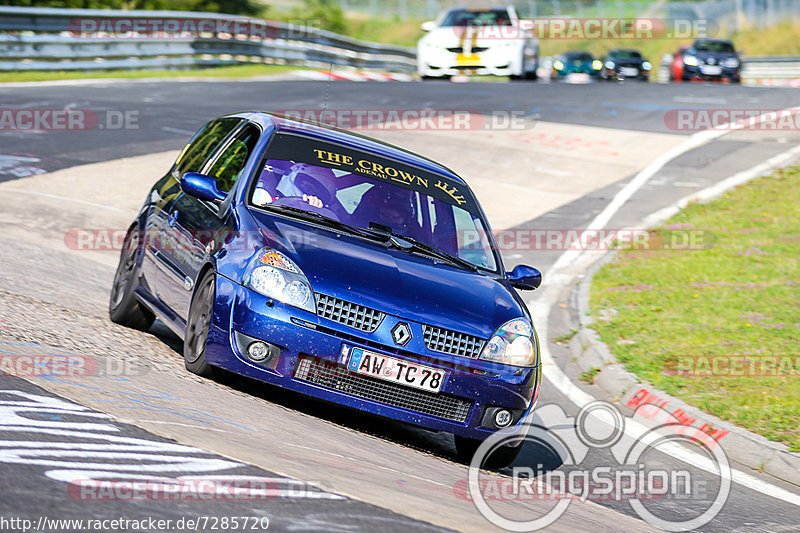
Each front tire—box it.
[454,435,523,469]
[184,269,216,377]
[109,225,154,331]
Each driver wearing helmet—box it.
[253,162,335,208]
[359,185,417,236]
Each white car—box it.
[417,6,539,80]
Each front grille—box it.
[295,357,473,423]
[315,294,385,333]
[423,325,485,359]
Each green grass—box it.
[579,367,602,384]
[0,64,303,83]
[590,166,800,450]
[339,13,425,48]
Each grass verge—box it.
[590,165,800,450]
[0,64,303,83]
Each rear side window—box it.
[206,124,260,193]
[174,118,242,175]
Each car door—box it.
[156,121,261,322]
[146,117,243,321]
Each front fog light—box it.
[495,409,513,428]
[247,341,269,362]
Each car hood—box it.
[693,51,737,62]
[249,210,525,337]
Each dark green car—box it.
[551,51,602,78]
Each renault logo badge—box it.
[391,322,412,346]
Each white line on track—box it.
[527,108,800,506]
[0,188,127,212]
[161,126,196,136]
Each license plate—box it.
[620,67,638,76]
[347,347,446,393]
[701,65,722,75]
[456,54,481,66]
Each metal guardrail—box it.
[0,6,417,73]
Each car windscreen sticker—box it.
[266,133,478,214]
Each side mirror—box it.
[180,172,226,202]
[507,265,542,291]
[421,21,436,32]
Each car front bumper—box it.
[205,277,541,441]
[418,47,527,77]
[683,65,741,80]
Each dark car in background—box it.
[678,39,741,82]
[600,49,651,81]
[552,51,602,79]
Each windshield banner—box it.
[266,132,479,214]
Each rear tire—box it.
[184,269,216,377]
[454,435,523,469]
[109,225,154,331]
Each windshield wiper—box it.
[262,206,480,272]
[263,205,385,243]
[367,226,479,272]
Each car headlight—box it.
[553,60,564,70]
[605,60,615,69]
[683,54,699,66]
[642,61,652,70]
[592,59,602,70]
[480,318,539,366]
[245,249,315,313]
[724,58,739,68]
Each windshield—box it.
[249,133,498,272]
[440,9,512,27]
[609,50,641,59]
[694,41,735,53]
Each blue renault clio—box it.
[110,112,542,467]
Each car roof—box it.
[444,6,511,12]
[231,112,466,185]
[693,39,734,45]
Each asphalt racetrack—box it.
[0,77,799,532]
